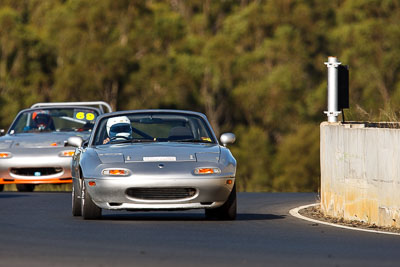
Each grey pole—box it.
[324,56,342,122]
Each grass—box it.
[344,105,400,123]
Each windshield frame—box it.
[89,110,219,147]
[7,106,101,134]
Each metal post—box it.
[324,56,342,122]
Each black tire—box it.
[205,184,237,220]
[16,184,35,192]
[81,181,101,220]
[0,184,4,192]
[72,178,82,216]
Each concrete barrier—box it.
[320,122,400,227]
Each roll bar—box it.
[31,101,113,113]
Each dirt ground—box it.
[298,204,400,234]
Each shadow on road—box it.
[0,193,30,199]
[102,213,205,221]
[237,213,286,221]
[99,212,286,222]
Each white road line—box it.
[289,203,400,236]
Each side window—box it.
[11,113,29,133]
[93,120,108,145]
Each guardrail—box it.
[320,122,400,227]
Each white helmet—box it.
[106,116,132,140]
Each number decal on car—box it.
[76,112,85,120]
[86,113,95,121]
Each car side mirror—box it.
[82,140,89,148]
[67,136,84,148]
[220,133,236,146]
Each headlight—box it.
[0,152,12,158]
[194,167,221,175]
[59,150,75,157]
[102,168,130,176]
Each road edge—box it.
[289,203,400,236]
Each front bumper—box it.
[0,178,72,185]
[0,154,73,184]
[85,176,235,210]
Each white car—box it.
[0,102,112,192]
[69,110,237,220]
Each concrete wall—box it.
[320,122,400,227]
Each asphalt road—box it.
[1,192,400,267]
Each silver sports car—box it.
[68,110,237,220]
[0,101,112,192]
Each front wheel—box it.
[81,181,101,220]
[72,179,82,216]
[205,184,237,220]
[16,184,35,192]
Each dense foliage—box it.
[1,0,399,192]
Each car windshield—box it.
[9,108,99,134]
[93,113,216,146]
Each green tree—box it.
[332,0,400,119]
[272,123,320,192]
[1,0,399,192]
[230,125,274,192]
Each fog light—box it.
[194,167,221,175]
[0,152,12,158]
[88,181,96,186]
[102,168,130,176]
[59,150,75,157]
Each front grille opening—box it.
[201,202,213,205]
[109,203,122,206]
[126,187,196,200]
[10,167,63,176]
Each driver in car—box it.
[24,112,55,132]
[103,116,132,144]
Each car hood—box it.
[0,132,90,149]
[95,142,221,163]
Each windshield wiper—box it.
[130,139,155,143]
[171,139,212,143]
[110,139,155,144]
